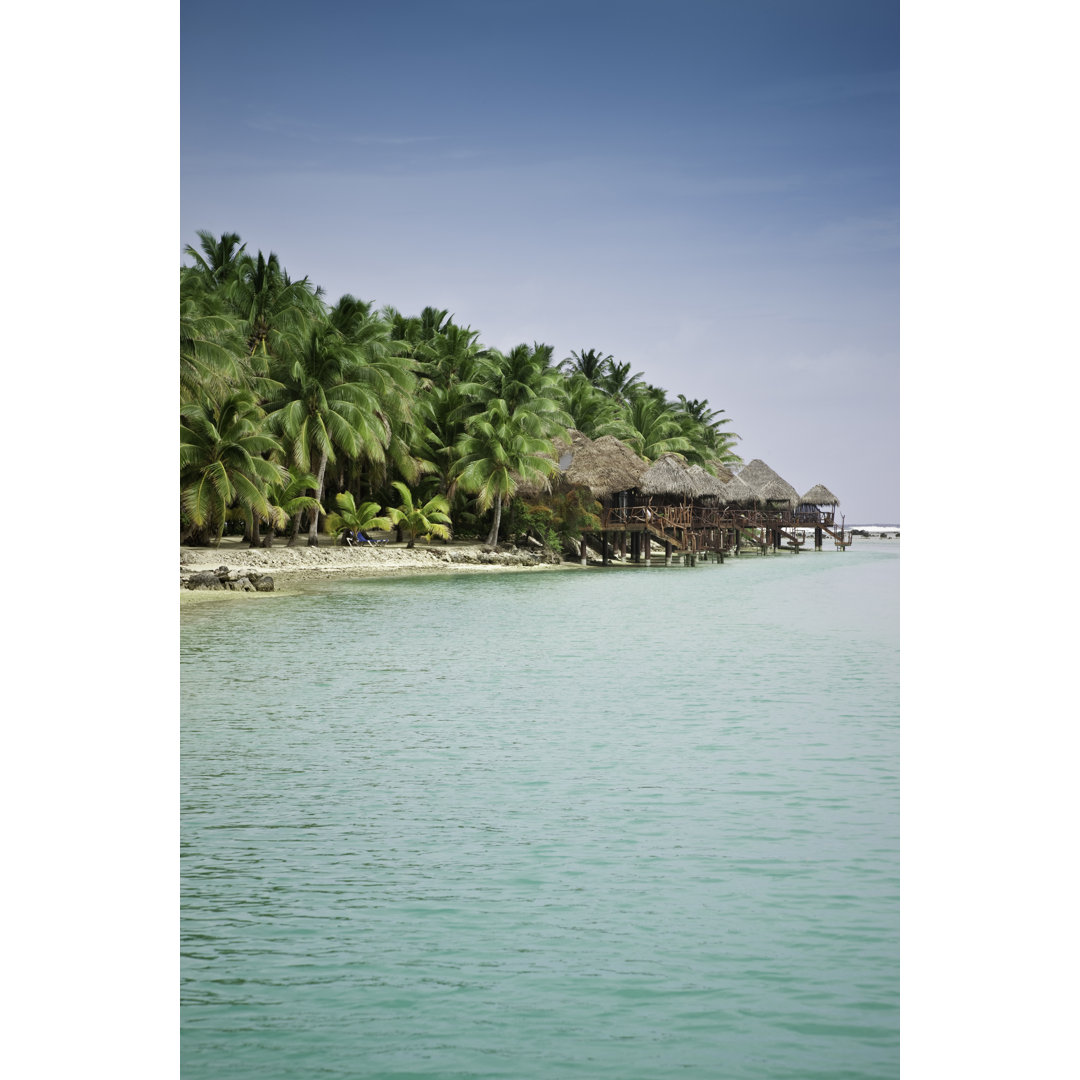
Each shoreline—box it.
[180,538,579,602]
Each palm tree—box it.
[264,322,394,545]
[672,394,742,466]
[259,469,325,547]
[324,492,394,544]
[558,373,620,438]
[180,392,286,546]
[179,271,246,402]
[479,343,572,442]
[411,324,491,492]
[454,399,560,546]
[385,482,452,547]
[558,348,613,385]
[183,230,247,286]
[327,294,423,490]
[595,392,694,461]
[598,360,646,405]
[231,250,324,363]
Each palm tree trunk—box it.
[307,450,329,546]
[248,510,262,548]
[486,499,503,547]
[287,514,303,546]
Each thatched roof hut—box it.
[686,464,729,498]
[717,473,757,506]
[516,429,647,500]
[736,459,801,509]
[800,483,840,506]
[639,453,698,499]
[563,434,649,498]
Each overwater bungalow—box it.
[798,484,840,526]
[736,460,801,515]
[729,460,802,550]
[516,436,849,564]
[717,472,756,509]
[796,483,845,549]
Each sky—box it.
[181,0,899,521]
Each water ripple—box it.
[183,546,898,1078]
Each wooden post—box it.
[644,531,651,566]
[665,540,672,567]
[815,526,822,551]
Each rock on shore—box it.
[182,566,276,591]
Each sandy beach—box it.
[180,536,577,602]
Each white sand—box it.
[180,536,577,601]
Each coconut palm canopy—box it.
[801,483,840,506]
[639,453,697,498]
[736,459,801,508]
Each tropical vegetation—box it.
[179,230,741,550]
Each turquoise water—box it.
[181,542,899,1079]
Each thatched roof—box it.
[686,464,729,498]
[563,434,648,497]
[705,460,735,483]
[517,429,647,500]
[717,474,758,506]
[639,453,698,497]
[736,459,801,508]
[801,483,840,506]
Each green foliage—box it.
[324,492,394,541]
[595,392,694,461]
[385,482,452,547]
[264,470,323,532]
[180,393,287,544]
[513,489,602,551]
[180,229,743,540]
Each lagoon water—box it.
[181,541,899,1079]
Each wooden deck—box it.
[582,501,850,562]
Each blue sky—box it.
[182,0,899,521]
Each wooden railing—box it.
[593,501,843,556]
